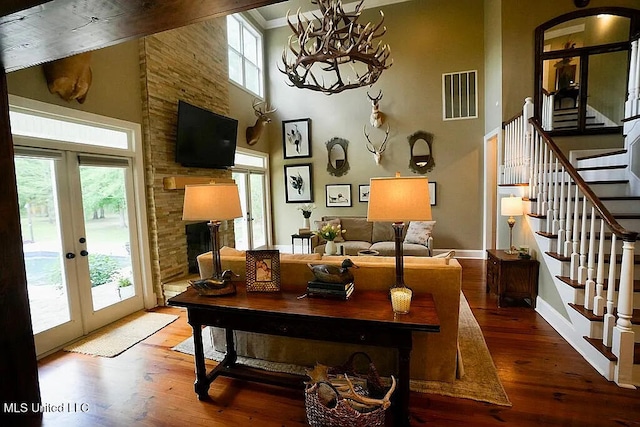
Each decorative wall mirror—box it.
[326,137,350,177]
[408,131,435,174]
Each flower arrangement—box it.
[297,203,316,218]
[314,223,346,242]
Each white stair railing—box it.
[501,99,638,389]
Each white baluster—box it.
[557,167,566,254]
[612,240,636,388]
[528,124,535,200]
[563,179,573,258]
[551,158,560,235]
[577,196,588,285]
[583,207,596,310]
[536,135,544,215]
[541,146,549,215]
[593,220,606,316]
[570,186,581,281]
[602,234,617,347]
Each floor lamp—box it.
[183,183,242,296]
[367,173,432,299]
[500,195,523,255]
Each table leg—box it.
[191,323,210,400]
[224,327,237,367]
[396,341,412,427]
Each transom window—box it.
[227,14,264,97]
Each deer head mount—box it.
[43,52,92,104]
[367,90,384,128]
[363,123,390,165]
[279,0,392,95]
[246,99,276,146]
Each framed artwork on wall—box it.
[283,118,312,159]
[358,185,370,202]
[429,181,437,206]
[326,184,352,207]
[285,163,313,203]
[246,250,281,292]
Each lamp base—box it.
[189,277,236,296]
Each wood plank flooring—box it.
[23,259,640,426]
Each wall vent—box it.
[442,70,478,120]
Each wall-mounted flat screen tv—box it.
[175,100,238,169]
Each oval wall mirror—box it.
[326,137,350,176]
[408,131,435,174]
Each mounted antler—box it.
[364,124,390,165]
[367,90,384,128]
[279,0,392,95]
[246,99,276,146]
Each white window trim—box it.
[227,13,265,98]
[442,70,478,121]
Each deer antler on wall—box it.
[367,90,384,128]
[279,0,392,95]
[363,123,390,165]
[43,52,92,104]
[246,98,276,146]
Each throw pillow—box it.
[313,218,345,243]
[403,221,436,246]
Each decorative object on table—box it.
[246,98,276,146]
[518,246,531,259]
[358,185,370,202]
[367,172,432,295]
[367,90,385,128]
[390,286,412,314]
[246,250,281,292]
[280,0,392,95]
[325,137,350,177]
[408,131,435,174]
[285,163,313,203]
[325,184,351,207]
[308,259,358,284]
[306,281,354,300]
[500,195,523,254]
[283,118,311,158]
[313,221,346,255]
[298,202,316,229]
[182,183,242,296]
[298,228,312,235]
[363,123,390,165]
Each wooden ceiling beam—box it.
[0,0,283,72]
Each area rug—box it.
[64,311,178,357]
[172,293,511,407]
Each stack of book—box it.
[307,280,354,300]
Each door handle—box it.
[80,250,89,257]
[65,252,76,259]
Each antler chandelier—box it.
[280,0,393,95]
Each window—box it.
[227,14,264,97]
[442,70,478,120]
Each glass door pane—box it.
[249,173,267,248]
[15,156,70,333]
[78,164,136,311]
[232,171,249,250]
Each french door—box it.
[233,170,268,250]
[15,148,144,355]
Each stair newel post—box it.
[570,186,581,281]
[593,220,606,316]
[603,233,617,347]
[612,239,636,389]
[628,39,639,117]
[584,207,597,310]
[577,196,589,285]
[557,166,566,253]
[563,178,573,258]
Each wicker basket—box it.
[327,352,386,399]
[305,381,386,427]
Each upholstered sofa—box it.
[197,247,462,383]
[312,216,434,257]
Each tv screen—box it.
[175,101,238,169]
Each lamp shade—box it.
[501,195,523,217]
[182,183,242,221]
[367,175,432,222]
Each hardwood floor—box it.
[23,259,640,426]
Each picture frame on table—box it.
[283,118,312,159]
[358,184,370,202]
[326,184,352,207]
[246,250,281,292]
[285,163,313,203]
[429,181,437,206]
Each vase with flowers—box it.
[297,203,316,229]
[314,223,346,255]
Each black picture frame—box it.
[358,184,370,202]
[246,250,281,292]
[283,118,312,159]
[285,163,313,203]
[429,181,437,206]
[326,184,352,207]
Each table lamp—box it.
[500,195,523,254]
[183,183,242,296]
[367,173,432,302]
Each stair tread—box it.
[536,231,557,239]
[576,165,628,172]
[545,251,570,261]
[585,179,629,185]
[556,276,640,292]
[568,303,640,324]
[547,253,640,264]
[576,150,628,161]
[584,336,617,361]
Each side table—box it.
[291,233,312,254]
[486,249,539,308]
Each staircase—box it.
[500,94,640,387]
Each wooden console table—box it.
[168,284,440,427]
